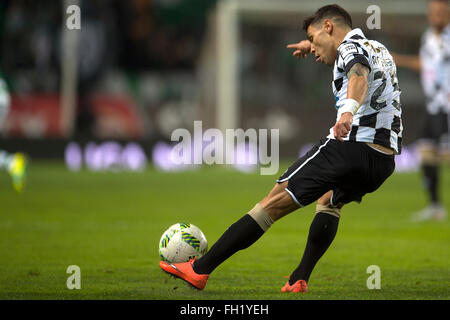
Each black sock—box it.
[289,212,339,285]
[422,164,439,204]
[193,214,265,275]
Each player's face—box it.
[428,0,449,32]
[306,23,336,66]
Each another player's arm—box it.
[391,53,421,72]
[334,63,370,141]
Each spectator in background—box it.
[114,0,214,70]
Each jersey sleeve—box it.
[337,41,371,75]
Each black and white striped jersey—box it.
[327,28,403,154]
[420,24,450,115]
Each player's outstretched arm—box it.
[391,52,421,72]
[286,40,312,60]
[333,63,370,141]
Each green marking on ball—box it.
[160,234,170,248]
[182,231,201,251]
[179,223,191,230]
[159,249,166,261]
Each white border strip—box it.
[330,190,336,208]
[284,188,303,207]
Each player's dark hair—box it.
[303,4,353,32]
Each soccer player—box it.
[0,76,27,193]
[160,4,402,292]
[392,0,449,222]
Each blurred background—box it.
[0,0,434,172]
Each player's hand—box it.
[333,112,353,142]
[286,40,311,60]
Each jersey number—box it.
[370,70,401,111]
[370,71,387,110]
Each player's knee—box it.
[258,183,299,222]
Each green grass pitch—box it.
[0,161,448,300]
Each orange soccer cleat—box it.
[281,279,308,293]
[159,258,209,290]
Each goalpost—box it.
[215,0,427,132]
[61,0,80,137]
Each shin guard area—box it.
[316,204,341,218]
[248,203,274,232]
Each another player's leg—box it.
[0,80,28,193]
[0,149,14,170]
[281,190,341,293]
[0,150,27,193]
[412,143,447,221]
[159,181,300,290]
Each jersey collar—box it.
[342,28,366,43]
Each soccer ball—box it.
[159,223,208,263]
